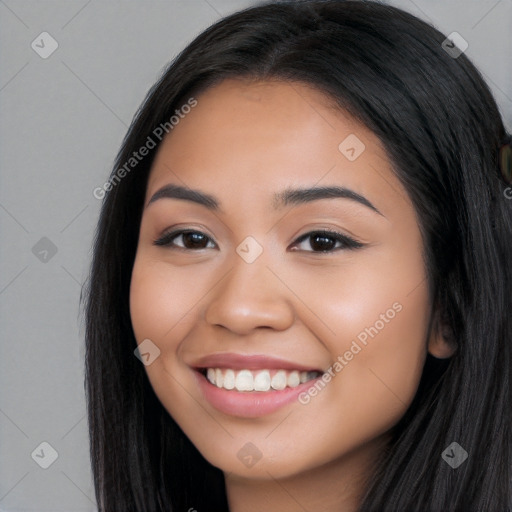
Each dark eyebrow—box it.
[273,185,384,216]
[146,184,384,217]
[146,184,220,210]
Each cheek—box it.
[129,257,199,408]
[285,246,430,414]
[129,255,205,344]
[129,261,171,343]
[329,296,429,419]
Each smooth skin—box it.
[129,78,455,512]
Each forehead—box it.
[150,78,373,162]
[145,78,411,218]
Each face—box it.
[129,78,448,481]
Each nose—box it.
[204,253,295,335]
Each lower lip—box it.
[193,370,322,418]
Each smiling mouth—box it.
[198,368,322,392]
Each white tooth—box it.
[253,370,271,391]
[235,370,254,391]
[271,370,287,390]
[223,369,235,390]
[206,368,216,384]
[215,368,224,388]
[287,370,300,388]
[299,371,309,384]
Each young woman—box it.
[82,1,512,510]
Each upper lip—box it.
[191,353,322,372]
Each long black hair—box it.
[81,1,512,510]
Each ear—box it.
[427,306,457,359]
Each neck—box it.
[224,435,388,512]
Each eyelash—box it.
[152,228,364,253]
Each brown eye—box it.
[153,230,216,250]
[291,230,364,253]
[153,229,364,253]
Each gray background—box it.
[1,1,510,510]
